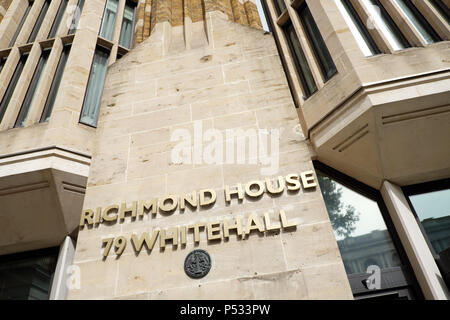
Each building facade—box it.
[0,0,448,300]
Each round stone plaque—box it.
[184,249,211,279]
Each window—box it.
[0,54,29,124]
[429,0,450,24]
[0,57,7,74]
[15,49,50,128]
[273,0,287,15]
[336,0,381,56]
[79,47,109,127]
[361,0,411,51]
[404,179,450,257]
[68,0,86,34]
[315,161,421,299]
[28,0,51,43]
[9,0,32,47]
[297,3,337,80]
[119,0,136,49]
[99,0,119,41]
[283,22,317,99]
[48,0,69,38]
[394,0,441,44]
[40,44,72,123]
[0,247,58,300]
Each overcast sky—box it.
[256,0,270,31]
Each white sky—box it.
[256,0,270,31]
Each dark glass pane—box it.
[48,0,69,38]
[40,45,72,123]
[338,0,381,56]
[429,0,450,24]
[394,0,441,44]
[119,1,136,49]
[283,22,317,98]
[9,1,32,47]
[0,57,7,74]
[363,0,411,50]
[99,0,119,40]
[298,4,337,80]
[0,249,58,300]
[80,48,109,127]
[28,0,51,43]
[15,49,51,128]
[318,173,402,275]
[68,0,86,34]
[273,0,286,15]
[0,54,29,124]
[409,188,450,255]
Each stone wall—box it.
[68,11,353,300]
[0,0,12,24]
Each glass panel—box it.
[298,4,337,80]
[99,0,119,41]
[119,2,135,49]
[28,0,51,43]
[361,0,411,51]
[48,0,69,38]
[0,249,58,300]
[9,1,32,47]
[273,0,286,15]
[15,50,50,128]
[40,45,72,123]
[68,0,86,34]
[284,23,317,98]
[429,0,450,24]
[0,54,28,124]
[409,188,450,255]
[80,48,109,127]
[336,0,381,56]
[318,173,402,275]
[0,57,7,74]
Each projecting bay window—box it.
[48,0,69,38]
[68,0,86,34]
[297,2,337,81]
[361,0,411,51]
[119,0,136,49]
[394,0,442,44]
[273,0,287,15]
[40,44,72,123]
[336,0,382,56]
[79,47,109,127]
[283,22,318,99]
[99,0,119,41]
[0,54,29,124]
[429,0,450,24]
[9,0,33,47]
[28,0,51,43]
[15,49,51,128]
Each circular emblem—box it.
[184,249,211,279]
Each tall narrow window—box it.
[273,0,287,15]
[68,0,86,34]
[0,57,7,74]
[48,0,69,38]
[361,0,411,51]
[80,47,109,127]
[283,22,317,99]
[336,0,381,56]
[40,44,72,123]
[0,54,29,124]
[15,49,50,128]
[394,0,441,44]
[298,3,337,80]
[99,0,119,41]
[28,0,51,43]
[9,0,32,47]
[429,0,450,24]
[119,1,136,49]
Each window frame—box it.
[314,160,423,299]
[118,0,137,49]
[27,0,51,44]
[48,0,70,39]
[9,0,33,48]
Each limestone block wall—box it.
[68,12,353,300]
[133,0,262,46]
[0,0,12,24]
